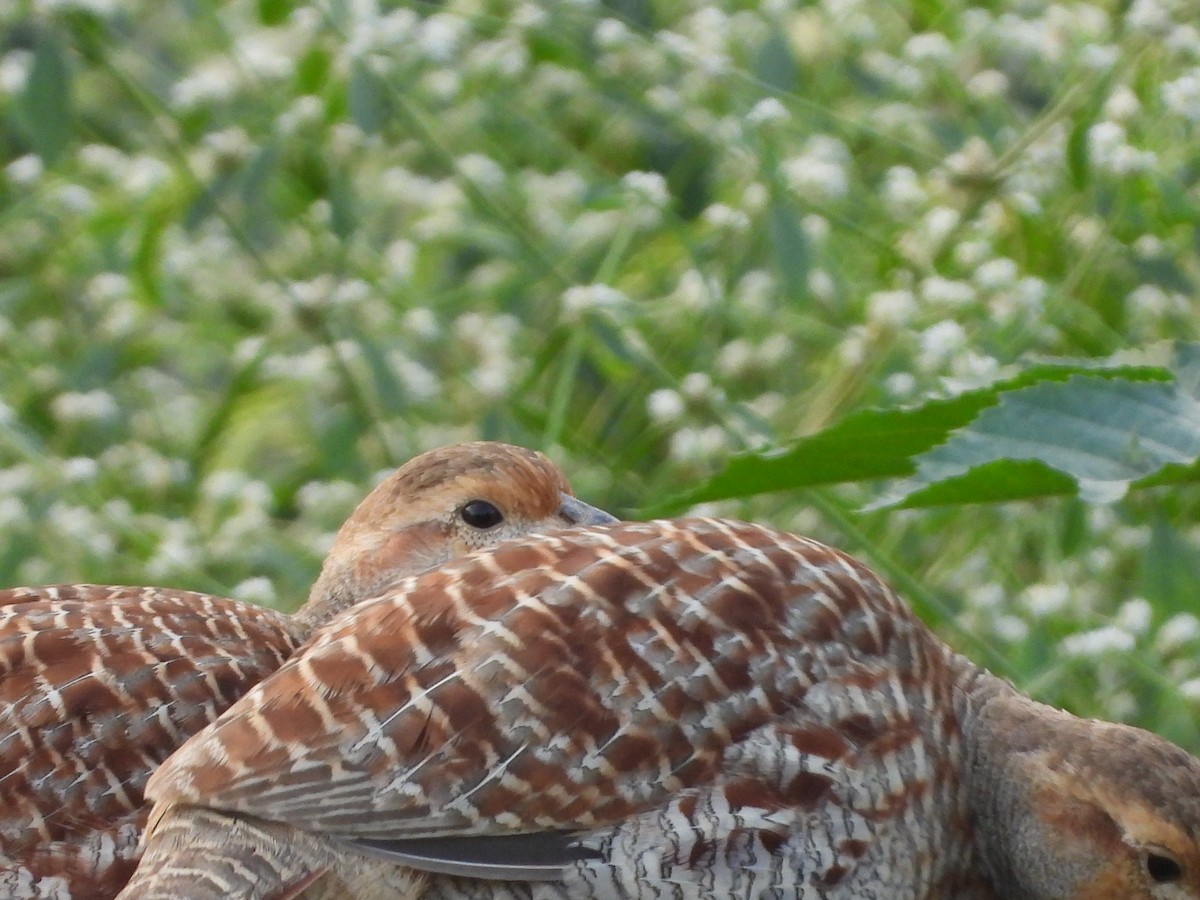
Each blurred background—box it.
[3,0,1200,743]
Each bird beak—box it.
[557,493,618,526]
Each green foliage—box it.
[673,348,1200,511]
[2,0,1200,743]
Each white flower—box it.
[470,358,516,399]
[1163,69,1200,123]
[1081,44,1120,70]
[903,32,953,64]
[560,284,629,321]
[6,154,42,184]
[680,372,713,400]
[669,425,727,465]
[1126,0,1173,33]
[781,136,851,203]
[974,258,1019,291]
[807,269,835,301]
[716,339,754,378]
[1159,613,1200,653]
[171,60,239,109]
[594,18,630,48]
[881,166,926,216]
[1087,121,1157,175]
[384,240,417,281]
[401,308,439,341]
[920,276,975,306]
[735,270,775,310]
[0,50,32,94]
[746,98,789,125]
[670,269,720,311]
[919,320,968,361]
[418,13,465,62]
[885,372,916,397]
[924,206,961,243]
[759,334,792,366]
[331,279,370,307]
[621,171,669,208]
[0,496,26,530]
[701,203,750,231]
[1116,598,1153,636]
[51,390,119,424]
[62,457,100,483]
[802,214,830,243]
[1103,86,1141,121]
[123,155,171,196]
[393,355,439,402]
[994,616,1030,643]
[1015,276,1048,312]
[458,154,505,190]
[202,470,254,504]
[233,577,277,606]
[1023,582,1071,617]
[646,389,685,424]
[1127,283,1171,317]
[966,69,1008,100]
[1061,625,1136,658]
[235,30,295,80]
[866,288,917,327]
[1133,235,1164,258]
[944,137,995,180]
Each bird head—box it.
[295,442,615,627]
[971,687,1200,899]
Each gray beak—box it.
[557,493,618,526]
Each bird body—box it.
[119,517,1200,898]
[0,586,302,899]
[0,443,614,899]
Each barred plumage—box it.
[120,516,1200,898]
[1,443,614,899]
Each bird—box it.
[0,442,615,900]
[118,516,1200,899]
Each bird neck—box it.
[293,568,358,632]
[958,672,1097,899]
[293,520,457,632]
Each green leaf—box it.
[348,60,385,134]
[16,34,73,163]
[876,372,1200,508]
[767,197,809,300]
[258,0,292,25]
[661,362,1170,512]
[755,30,798,93]
[1066,113,1089,191]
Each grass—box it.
[3,0,1200,744]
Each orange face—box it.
[1025,733,1200,899]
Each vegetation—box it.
[4,0,1200,744]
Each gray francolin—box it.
[115,516,1200,900]
[0,442,614,900]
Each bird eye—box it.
[460,500,504,530]
[1145,851,1183,884]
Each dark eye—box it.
[1146,851,1183,884]
[460,500,504,530]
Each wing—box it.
[0,585,303,887]
[147,518,931,851]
